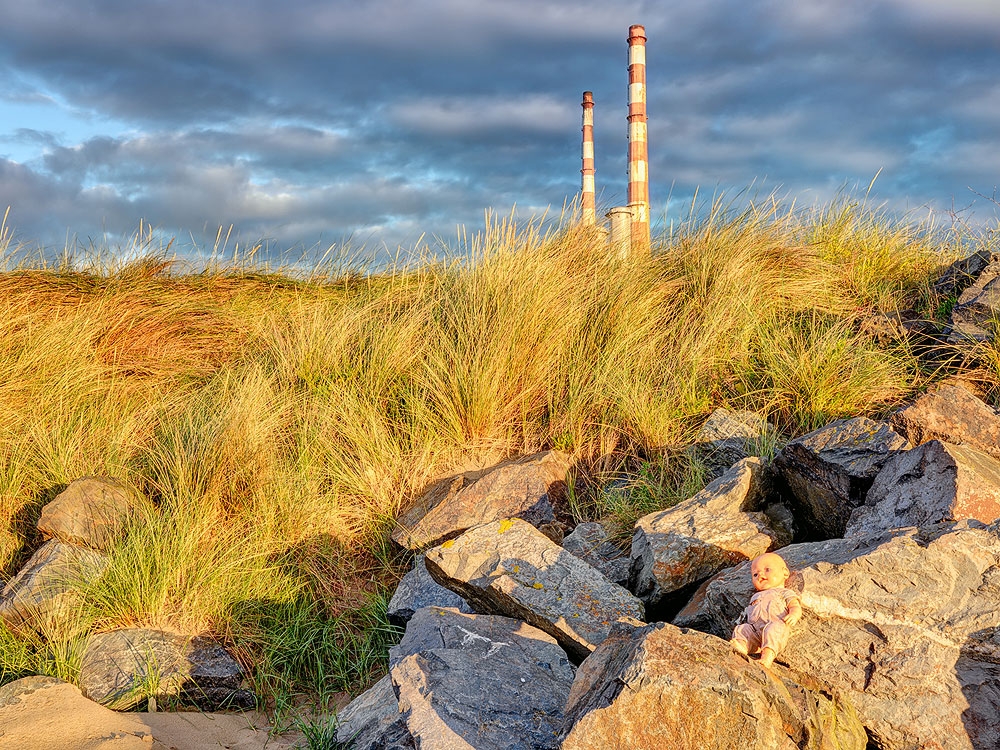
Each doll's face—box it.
[751,553,790,591]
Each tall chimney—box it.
[581,91,596,225]
[627,24,650,248]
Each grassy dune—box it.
[0,195,984,716]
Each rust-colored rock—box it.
[890,384,1000,460]
[37,476,145,552]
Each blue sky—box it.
[0,0,998,259]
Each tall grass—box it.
[0,193,958,706]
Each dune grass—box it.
[0,193,966,713]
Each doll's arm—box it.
[782,596,802,627]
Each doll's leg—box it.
[759,621,790,668]
[731,623,761,657]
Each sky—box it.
[0,0,999,262]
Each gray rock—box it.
[847,440,1000,538]
[629,458,788,607]
[334,674,414,750]
[337,606,574,749]
[0,675,65,709]
[0,540,108,635]
[392,451,573,550]
[559,619,866,750]
[79,629,253,710]
[947,260,1000,343]
[673,522,1000,750]
[890,384,1000,460]
[934,247,995,298]
[425,519,644,662]
[561,522,630,586]
[37,476,145,552]
[773,417,910,538]
[691,407,772,479]
[386,554,473,627]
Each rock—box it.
[425,519,644,662]
[561,522,629,586]
[386,554,473,628]
[0,676,153,749]
[934,247,995,298]
[336,606,574,749]
[673,522,1000,750]
[947,260,1000,343]
[37,476,145,552]
[847,440,1000,537]
[629,458,788,608]
[690,408,772,479]
[391,450,573,550]
[79,629,253,711]
[559,619,866,750]
[773,417,909,538]
[0,539,108,635]
[890,384,1000,460]
[334,674,414,750]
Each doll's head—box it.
[750,552,790,591]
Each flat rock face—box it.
[559,620,866,750]
[0,676,153,749]
[673,522,1000,750]
[629,458,788,607]
[37,476,143,552]
[425,519,644,662]
[847,440,1000,538]
[947,261,1000,343]
[79,629,252,711]
[890,384,1000,460]
[386,554,473,627]
[336,606,574,750]
[0,539,108,635]
[773,417,910,538]
[391,450,573,550]
[561,522,629,586]
[691,407,771,479]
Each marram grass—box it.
[0,194,970,711]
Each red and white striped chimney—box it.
[581,91,596,225]
[627,24,650,248]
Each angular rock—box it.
[630,458,788,608]
[934,247,994,298]
[559,619,866,750]
[425,519,644,662]
[561,522,629,586]
[847,440,1000,537]
[79,629,253,710]
[773,417,909,538]
[337,606,574,749]
[890,384,1000,460]
[674,522,1000,750]
[947,260,1000,343]
[0,539,108,635]
[391,450,573,550]
[386,554,472,628]
[37,476,145,552]
[0,676,153,750]
[691,407,771,479]
[334,674,414,750]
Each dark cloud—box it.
[0,0,997,257]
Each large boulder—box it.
[336,606,574,749]
[690,407,771,479]
[846,440,1000,538]
[629,458,788,608]
[391,451,573,550]
[0,676,153,749]
[561,522,629,586]
[673,521,1000,750]
[559,619,866,750]
[425,518,644,662]
[79,629,253,710]
[37,476,145,552]
[773,417,909,538]
[386,554,473,628]
[0,540,108,635]
[890,384,1000,460]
